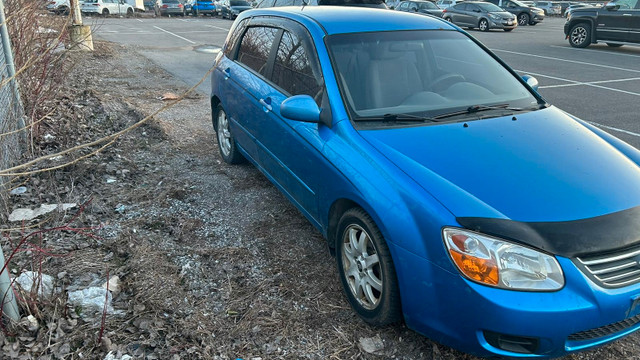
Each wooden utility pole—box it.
[69,0,94,51]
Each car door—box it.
[629,0,640,41]
[597,0,636,41]
[459,3,476,25]
[220,22,278,161]
[251,20,329,218]
[450,3,468,24]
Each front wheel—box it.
[214,104,245,164]
[569,23,591,48]
[336,208,402,326]
[518,13,529,26]
[479,18,489,32]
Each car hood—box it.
[360,106,640,223]
[490,10,515,17]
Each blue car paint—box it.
[211,6,640,357]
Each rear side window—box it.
[237,27,279,76]
[272,30,322,103]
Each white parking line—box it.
[587,122,640,138]
[153,25,196,44]
[136,18,143,22]
[204,24,231,31]
[549,45,640,58]
[516,70,640,97]
[494,48,640,74]
[540,77,640,89]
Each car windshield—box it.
[230,0,249,5]
[477,2,503,11]
[327,30,538,122]
[420,1,438,8]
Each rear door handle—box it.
[259,98,272,112]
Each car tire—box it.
[336,208,402,327]
[518,13,529,26]
[102,8,109,15]
[606,43,623,48]
[214,104,245,164]
[126,8,133,17]
[479,18,489,32]
[569,22,591,48]
[445,16,452,22]
[194,8,199,16]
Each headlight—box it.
[488,13,501,20]
[443,227,564,291]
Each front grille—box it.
[568,314,640,341]
[575,243,640,288]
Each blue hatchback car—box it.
[210,6,640,358]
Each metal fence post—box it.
[0,0,23,322]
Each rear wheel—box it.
[214,104,245,164]
[102,8,109,15]
[336,208,402,326]
[479,18,489,32]
[518,13,529,26]
[569,23,591,48]
[126,8,133,17]
[606,43,623,48]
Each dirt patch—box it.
[2,40,639,360]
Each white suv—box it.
[81,0,134,15]
[436,0,460,8]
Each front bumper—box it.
[489,19,517,30]
[392,244,640,358]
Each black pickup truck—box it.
[564,0,640,48]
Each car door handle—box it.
[223,67,230,80]
[259,98,272,112]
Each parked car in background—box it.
[565,0,640,47]
[211,6,640,358]
[255,0,387,8]
[144,0,155,9]
[534,0,561,14]
[219,0,251,18]
[187,0,217,15]
[485,0,544,25]
[563,2,591,16]
[82,0,134,15]
[47,0,70,14]
[396,0,444,16]
[521,0,534,4]
[442,1,517,30]
[435,0,459,8]
[155,0,186,15]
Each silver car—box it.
[442,1,517,31]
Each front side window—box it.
[237,27,279,76]
[611,0,638,9]
[272,31,322,103]
[327,30,539,123]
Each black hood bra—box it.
[457,206,640,258]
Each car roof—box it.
[244,6,456,34]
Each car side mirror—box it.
[280,95,321,124]
[522,75,539,91]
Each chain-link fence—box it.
[0,0,25,197]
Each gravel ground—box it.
[1,40,640,360]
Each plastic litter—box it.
[15,271,56,298]
[68,287,114,314]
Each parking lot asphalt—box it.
[91,14,640,149]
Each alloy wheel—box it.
[341,224,383,310]
[217,109,232,157]
[570,26,587,46]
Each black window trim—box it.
[232,16,326,101]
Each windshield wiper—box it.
[356,113,439,123]
[433,104,536,120]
